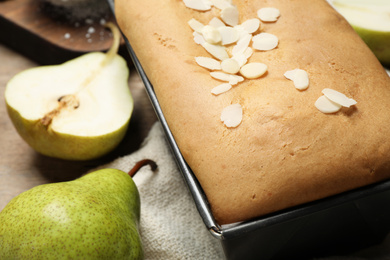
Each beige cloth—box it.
[100,121,390,260]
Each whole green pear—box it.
[0,169,143,259]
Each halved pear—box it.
[5,23,133,160]
[332,0,390,66]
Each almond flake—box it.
[209,0,232,10]
[257,7,280,22]
[211,83,232,95]
[284,69,309,90]
[210,72,244,85]
[241,18,261,34]
[252,32,279,51]
[193,32,206,45]
[201,42,229,60]
[240,62,268,79]
[231,53,248,67]
[210,71,233,82]
[209,17,226,28]
[243,47,253,59]
[322,88,357,108]
[183,0,212,11]
[233,25,251,40]
[188,18,205,33]
[315,95,342,114]
[231,74,245,84]
[221,58,240,74]
[218,26,239,45]
[221,6,239,26]
[195,56,221,70]
[202,25,222,44]
[221,103,243,128]
[232,34,252,56]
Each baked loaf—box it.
[116,0,390,224]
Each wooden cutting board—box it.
[0,0,126,65]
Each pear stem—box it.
[128,159,158,178]
[103,22,121,66]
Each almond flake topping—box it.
[210,72,244,85]
[193,32,206,45]
[240,18,261,34]
[209,17,226,28]
[183,0,290,126]
[315,95,342,114]
[315,89,357,114]
[243,47,253,59]
[195,56,221,70]
[322,88,357,108]
[284,69,309,90]
[221,6,239,26]
[257,7,280,22]
[231,48,252,68]
[201,42,229,60]
[240,62,268,79]
[233,25,251,40]
[221,58,240,74]
[188,18,205,33]
[209,0,233,10]
[221,103,243,128]
[232,34,252,56]
[202,25,222,44]
[252,33,279,51]
[183,0,212,11]
[183,0,357,121]
[211,83,232,95]
[218,26,239,45]
[231,53,248,67]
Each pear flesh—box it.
[0,169,143,259]
[332,0,390,66]
[5,24,133,160]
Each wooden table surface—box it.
[0,43,158,211]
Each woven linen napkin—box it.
[98,121,390,260]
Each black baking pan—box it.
[108,1,390,259]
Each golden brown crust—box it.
[116,0,390,224]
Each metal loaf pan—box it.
[108,2,390,259]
